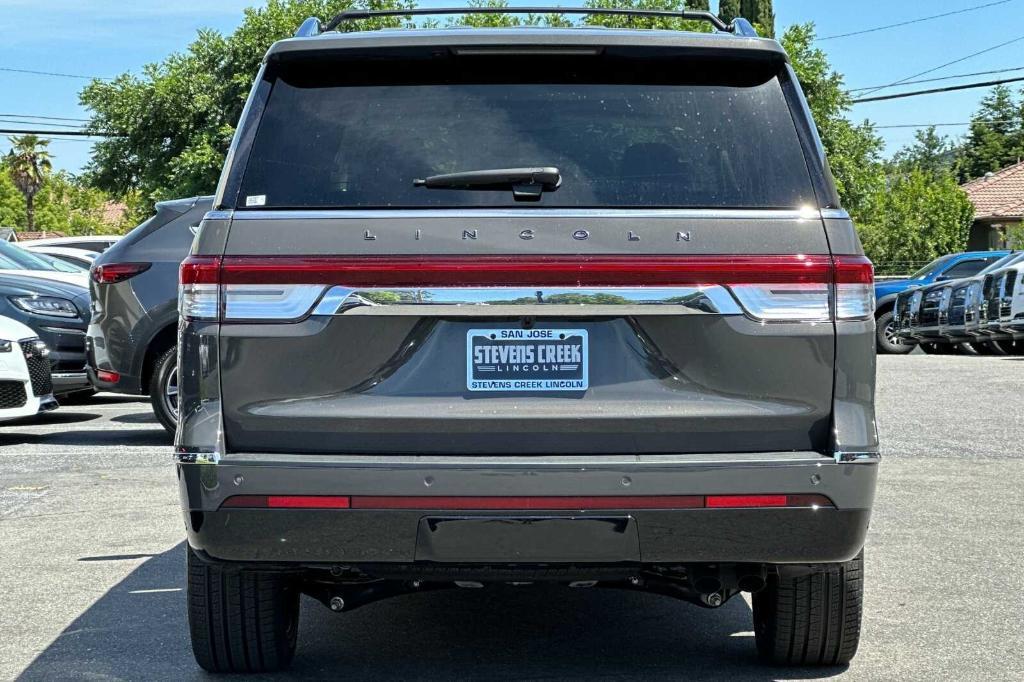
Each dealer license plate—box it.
[466,328,589,392]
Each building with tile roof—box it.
[962,160,1024,250]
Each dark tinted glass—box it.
[942,259,989,278]
[238,58,814,209]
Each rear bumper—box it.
[179,452,877,566]
[52,371,91,395]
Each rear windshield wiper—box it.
[413,167,561,201]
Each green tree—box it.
[957,85,1024,181]
[890,126,955,178]
[858,169,974,269]
[0,170,26,228]
[742,0,774,37]
[3,135,53,231]
[80,0,410,211]
[582,0,717,31]
[718,0,740,23]
[781,23,884,222]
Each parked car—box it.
[893,251,1024,354]
[0,315,58,422]
[998,259,1024,337]
[176,9,878,672]
[87,196,211,433]
[0,240,89,287]
[21,244,100,269]
[874,250,1008,354]
[18,235,120,253]
[0,273,92,398]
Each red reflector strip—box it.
[832,255,874,284]
[221,495,351,509]
[95,370,120,383]
[219,494,834,510]
[217,255,835,287]
[706,494,788,508]
[350,495,705,510]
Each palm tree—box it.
[4,135,53,231]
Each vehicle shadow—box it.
[0,429,170,447]
[17,543,847,681]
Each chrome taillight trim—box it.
[310,285,744,317]
[223,284,327,321]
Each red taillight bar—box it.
[180,255,221,284]
[91,262,152,285]
[833,255,874,284]
[216,255,838,287]
[219,494,833,510]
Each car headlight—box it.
[0,340,10,352]
[9,295,79,318]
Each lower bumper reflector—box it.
[219,494,833,510]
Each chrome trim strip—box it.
[203,209,235,221]
[310,285,743,317]
[231,208,826,221]
[833,452,881,464]
[820,208,851,220]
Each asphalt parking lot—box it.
[1,355,1022,681]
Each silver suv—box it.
[176,7,878,672]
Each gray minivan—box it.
[176,7,878,673]
[87,196,212,432]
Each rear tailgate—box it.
[209,213,842,455]
[194,39,863,456]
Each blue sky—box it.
[1,0,1023,174]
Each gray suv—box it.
[177,7,878,672]
[88,196,212,432]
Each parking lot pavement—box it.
[1,356,1022,681]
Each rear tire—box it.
[753,551,863,666]
[187,546,300,673]
[874,310,913,354]
[149,346,178,435]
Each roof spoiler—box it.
[294,7,758,38]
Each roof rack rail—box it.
[294,7,757,37]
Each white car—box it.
[0,316,58,422]
[0,241,89,287]
[20,245,99,270]
[17,235,120,253]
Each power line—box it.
[0,66,108,80]
[818,0,1014,40]
[848,65,1024,92]
[0,128,122,137]
[851,75,1024,103]
[855,32,1024,97]
[874,119,1017,129]
[0,118,88,129]
[0,112,90,122]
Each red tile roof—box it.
[962,160,1024,220]
[15,230,66,240]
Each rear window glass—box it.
[942,259,989,278]
[237,56,815,209]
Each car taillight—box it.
[179,255,221,320]
[833,255,875,321]
[91,262,151,284]
[181,254,874,323]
